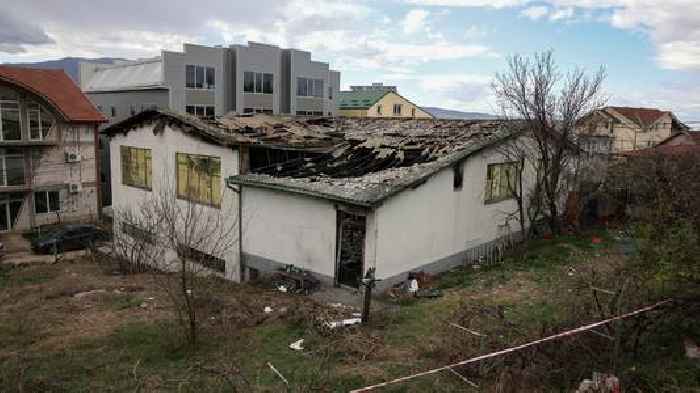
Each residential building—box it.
[337,90,433,119]
[106,112,535,290]
[0,66,105,232]
[576,106,688,153]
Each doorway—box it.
[0,193,24,232]
[335,210,366,288]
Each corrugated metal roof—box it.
[337,90,389,109]
[83,60,164,91]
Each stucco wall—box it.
[368,145,533,281]
[109,123,241,280]
[369,93,432,119]
[241,186,337,279]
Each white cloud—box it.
[521,6,549,20]
[405,0,525,7]
[402,9,430,34]
[549,7,574,21]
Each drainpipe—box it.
[94,123,102,223]
[225,177,243,282]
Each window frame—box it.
[120,146,152,191]
[186,65,215,90]
[34,190,61,214]
[0,100,21,141]
[393,103,402,116]
[175,152,222,208]
[26,102,54,141]
[244,71,274,95]
[296,77,324,98]
[484,161,519,204]
[185,105,215,119]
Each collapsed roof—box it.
[230,118,523,207]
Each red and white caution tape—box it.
[349,299,672,393]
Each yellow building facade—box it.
[337,90,433,119]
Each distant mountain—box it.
[422,107,499,120]
[685,121,700,131]
[4,57,124,82]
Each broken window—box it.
[120,146,152,190]
[176,152,221,207]
[485,162,518,203]
[453,163,463,190]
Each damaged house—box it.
[105,111,536,290]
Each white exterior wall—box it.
[241,187,337,278]
[109,124,241,280]
[367,145,535,280]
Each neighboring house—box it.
[80,42,340,206]
[337,90,433,119]
[348,82,397,92]
[106,111,534,290]
[576,106,688,153]
[0,66,105,232]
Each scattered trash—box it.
[277,285,288,293]
[591,236,603,244]
[271,264,321,295]
[685,338,700,359]
[267,362,289,386]
[328,302,343,308]
[289,339,304,351]
[567,267,577,277]
[264,306,274,314]
[576,372,620,393]
[139,302,148,309]
[325,318,362,329]
[407,278,419,293]
[186,289,192,295]
[416,288,443,298]
[73,289,107,299]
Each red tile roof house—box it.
[575,106,688,154]
[0,66,106,232]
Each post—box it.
[361,267,377,324]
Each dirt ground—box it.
[0,230,697,392]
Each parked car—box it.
[31,224,109,254]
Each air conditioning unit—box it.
[64,151,81,163]
[68,182,82,194]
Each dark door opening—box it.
[336,211,366,288]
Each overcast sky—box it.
[1,0,700,119]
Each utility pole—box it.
[360,267,378,324]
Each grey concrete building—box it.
[79,42,340,120]
[79,42,341,206]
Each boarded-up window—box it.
[120,146,152,190]
[176,152,221,207]
[485,162,518,203]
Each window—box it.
[485,162,518,203]
[122,222,154,244]
[186,65,214,89]
[246,108,273,114]
[179,245,225,272]
[377,105,382,115]
[328,86,333,100]
[110,106,116,117]
[185,105,215,119]
[313,79,324,98]
[296,77,324,97]
[393,104,402,116]
[453,163,463,190]
[27,102,53,141]
[263,73,273,94]
[411,107,416,118]
[244,72,273,94]
[34,191,60,214]
[176,152,221,207]
[0,149,25,186]
[120,146,152,190]
[244,71,255,93]
[0,101,21,141]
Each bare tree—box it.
[492,50,606,234]
[113,175,239,346]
